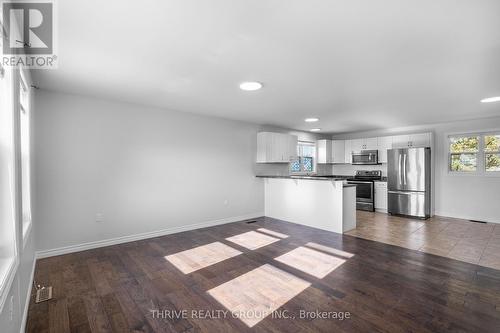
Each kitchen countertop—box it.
[255,175,357,187]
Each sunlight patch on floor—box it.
[226,231,280,250]
[275,246,346,278]
[256,228,289,239]
[165,242,241,274]
[207,264,310,327]
[305,242,355,259]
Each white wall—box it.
[33,90,264,253]
[333,116,500,223]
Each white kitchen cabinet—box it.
[374,181,388,212]
[351,137,378,151]
[377,136,393,163]
[409,133,431,147]
[392,135,410,148]
[392,133,431,148]
[350,139,364,152]
[344,140,352,164]
[365,137,378,150]
[332,140,346,164]
[317,139,347,164]
[257,132,298,163]
[317,139,333,164]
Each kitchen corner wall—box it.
[332,116,500,224]
[33,90,264,253]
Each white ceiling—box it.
[33,0,500,133]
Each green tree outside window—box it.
[485,135,500,172]
[449,136,478,172]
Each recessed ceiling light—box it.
[305,118,319,122]
[310,128,321,132]
[239,81,263,91]
[481,96,500,103]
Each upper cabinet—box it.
[392,133,432,148]
[335,132,432,164]
[317,139,333,164]
[377,136,393,163]
[332,140,346,164]
[350,139,364,152]
[351,137,378,151]
[317,139,347,164]
[344,140,352,164]
[257,131,432,164]
[365,137,378,150]
[257,132,298,163]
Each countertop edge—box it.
[256,175,357,187]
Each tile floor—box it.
[346,211,500,270]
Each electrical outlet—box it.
[95,213,104,223]
[9,295,14,321]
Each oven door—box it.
[352,150,379,165]
[347,180,374,211]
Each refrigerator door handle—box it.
[403,153,407,185]
[398,154,402,185]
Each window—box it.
[290,141,316,173]
[19,72,32,239]
[0,61,18,311]
[449,136,479,172]
[484,134,500,172]
[448,133,500,174]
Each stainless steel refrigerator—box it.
[387,147,431,218]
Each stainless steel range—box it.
[346,170,382,212]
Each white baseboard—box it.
[35,212,264,259]
[434,211,499,224]
[20,258,36,333]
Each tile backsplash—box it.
[332,164,388,176]
[255,163,334,176]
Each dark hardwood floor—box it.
[27,217,500,332]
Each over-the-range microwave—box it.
[351,150,379,165]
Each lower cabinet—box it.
[374,181,388,212]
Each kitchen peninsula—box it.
[257,176,356,234]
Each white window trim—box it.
[446,131,500,177]
[19,70,33,245]
[0,257,19,313]
[294,141,317,174]
[0,63,20,313]
[22,221,32,249]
